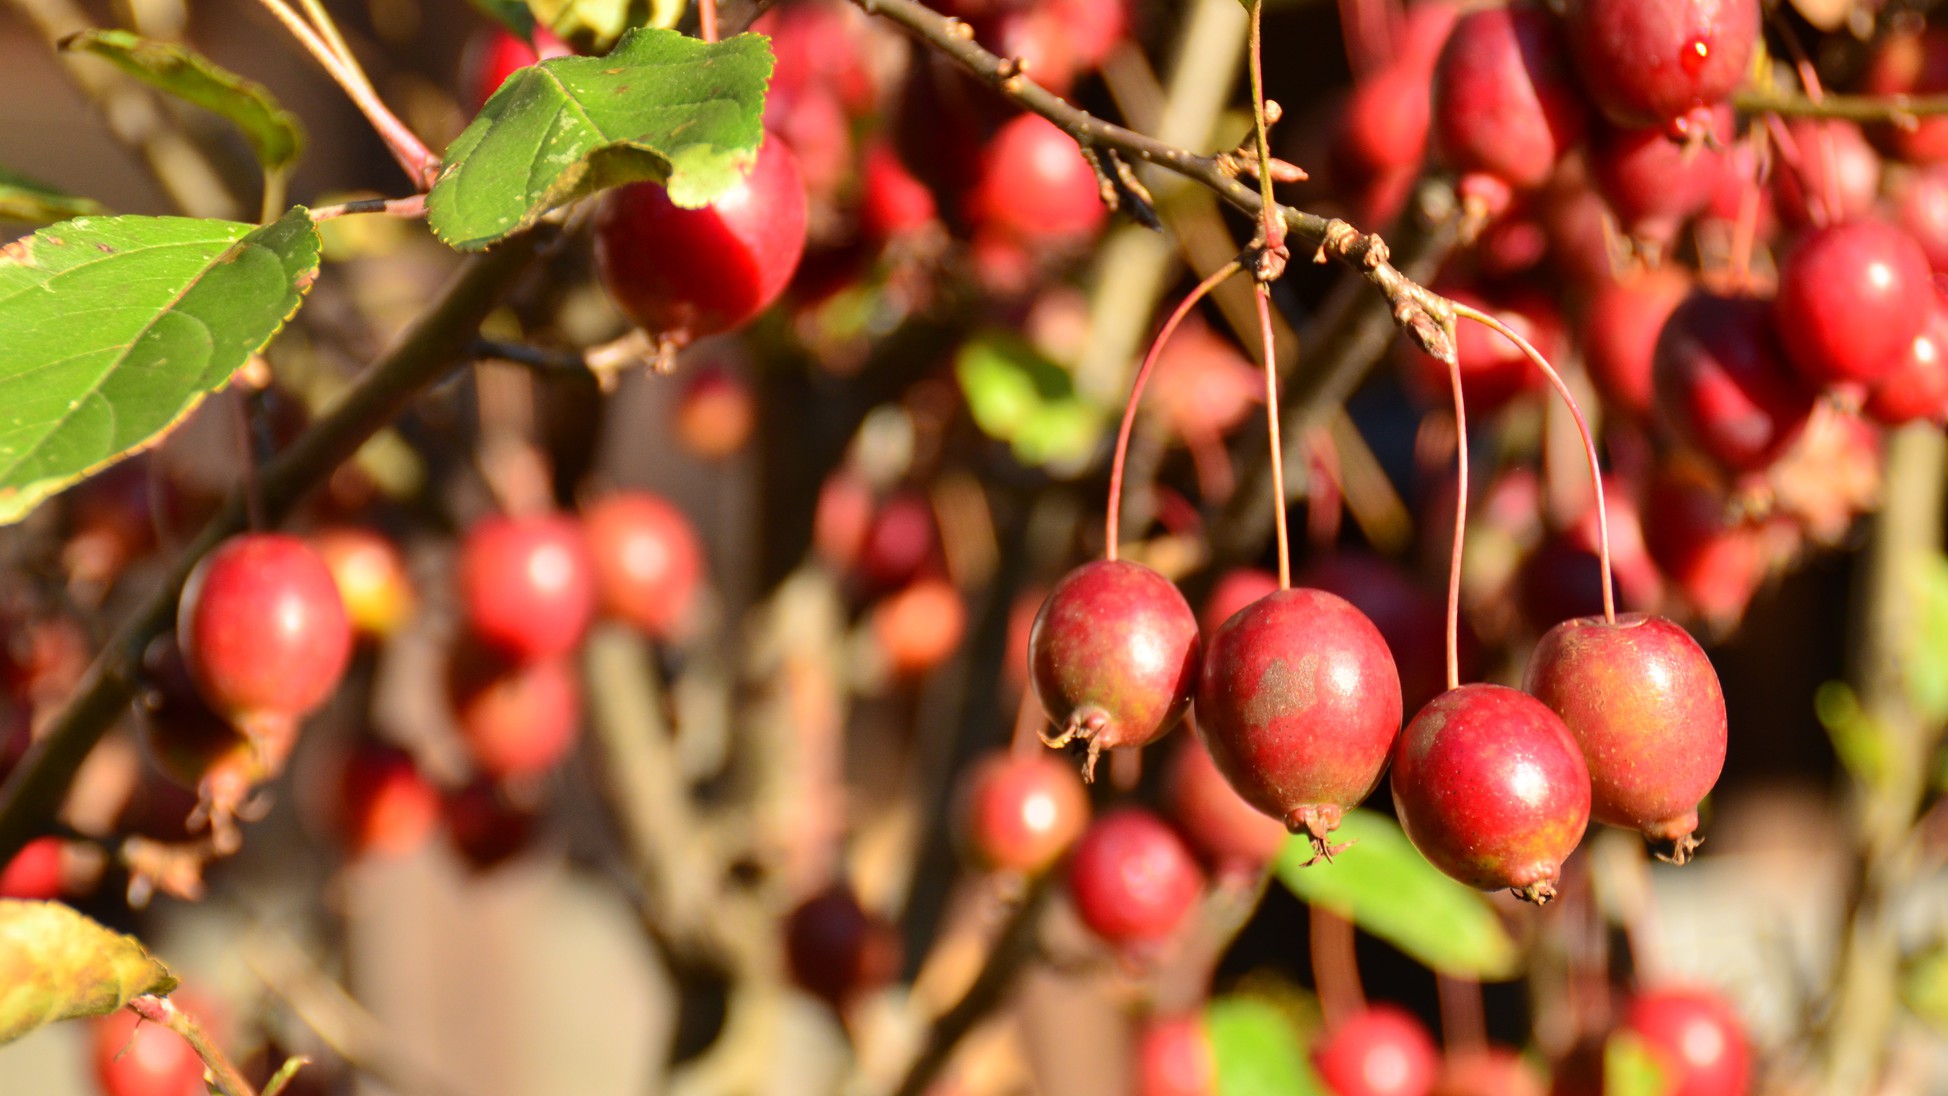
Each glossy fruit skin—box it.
[784,885,901,1007]
[1029,560,1200,776]
[1867,293,1948,426]
[596,133,808,345]
[1391,684,1591,902]
[447,642,582,781]
[1652,293,1815,473]
[92,1001,211,1096]
[0,836,62,899]
[1066,808,1203,946]
[1588,110,1729,243]
[1563,0,1759,136]
[1164,734,1287,873]
[1311,1004,1439,1096]
[1896,164,1948,274]
[1432,5,1588,193]
[1580,266,1690,421]
[1524,614,1725,859]
[958,750,1090,875]
[1136,1015,1218,1096]
[1196,588,1403,853]
[1296,553,1464,718]
[336,744,440,858]
[970,114,1106,243]
[458,513,596,662]
[1773,120,1882,229]
[313,527,415,641]
[874,578,967,678]
[1621,988,1750,1096]
[1775,220,1934,387]
[179,534,352,729]
[583,492,703,643]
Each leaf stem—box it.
[129,995,256,1096]
[1105,261,1240,560]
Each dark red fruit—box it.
[1775,219,1934,386]
[92,998,215,1096]
[859,491,938,593]
[1867,293,1948,426]
[1861,29,1948,165]
[583,492,703,644]
[1894,163,1948,274]
[596,132,808,348]
[1200,567,1280,636]
[958,749,1090,875]
[970,114,1106,244]
[784,884,902,1007]
[1432,5,1589,197]
[1029,560,1200,777]
[1563,0,1759,137]
[1337,64,1437,182]
[0,836,62,899]
[1642,469,1766,629]
[1621,987,1750,1096]
[447,641,582,781]
[1066,808,1203,946]
[458,513,596,661]
[335,744,440,858]
[1164,733,1286,873]
[1196,588,1403,857]
[873,577,967,678]
[1391,684,1591,902]
[313,526,415,642]
[1588,109,1729,245]
[1311,1004,1439,1096]
[1772,119,1882,229]
[443,778,537,869]
[1652,293,1815,473]
[1580,266,1690,420]
[1136,1015,1218,1096]
[179,534,351,732]
[1525,613,1725,860]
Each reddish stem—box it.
[1310,905,1366,1027]
[1435,973,1487,1059]
[1255,286,1291,589]
[700,0,720,42]
[1441,331,1468,693]
[1105,262,1240,560]
[1452,303,1616,626]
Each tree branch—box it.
[0,230,556,865]
[1734,88,1948,123]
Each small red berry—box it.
[1432,5,1589,196]
[1066,808,1203,947]
[447,641,582,781]
[335,744,440,858]
[443,777,538,870]
[784,885,902,1007]
[1775,219,1935,387]
[957,750,1090,875]
[1621,988,1750,1096]
[970,114,1107,244]
[1312,1004,1439,1096]
[674,365,756,462]
[1136,1015,1218,1096]
[1563,0,1759,136]
[583,492,703,643]
[1652,293,1815,474]
[91,996,221,1096]
[458,513,596,661]
[873,578,967,678]
[0,836,63,899]
[178,533,352,732]
[313,526,415,641]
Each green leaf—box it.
[1205,996,1324,1096]
[60,29,304,172]
[954,334,1104,470]
[1272,809,1520,980]
[428,28,771,251]
[0,900,177,1044]
[0,208,321,523]
[0,168,106,224]
[1604,1033,1670,1096]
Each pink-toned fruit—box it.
[1029,560,1200,777]
[1642,469,1766,629]
[92,998,217,1096]
[1196,588,1403,857]
[675,366,756,461]
[873,578,967,678]
[179,534,351,733]
[458,513,596,661]
[1311,1004,1439,1096]
[1775,219,1934,386]
[970,114,1106,244]
[1867,293,1948,426]
[1066,808,1203,946]
[1652,293,1815,473]
[1432,4,1589,197]
[859,143,939,242]
[1772,119,1882,229]
[958,750,1090,875]
[1391,684,1591,902]
[1525,613,1725,860]
[447,641,581,781]
[1894,164,1948,274]
[1621,987,1750,1096]
[1137,1015,1218,1096]
[313,527,415,641]
[0,836,62,899]
[583,492,703,643]
[335,744,440,858]
[1163,734,1287,873]
[1563,0,1759,137]
[784,885,902,1007]
[859,491,938,592]
[596,133,808,348]
[1588,110,1729,244]
[1580,266,1690,421]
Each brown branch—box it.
[0,230,556,865]
[891,880,1049,1096]
[845,0,1456,363]
[1734,88,1948,123]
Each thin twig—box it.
[308,194,427,221]
[129,994,257,1096]
[1733,88,1948,122]
[891,880,1049,1096]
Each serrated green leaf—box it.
[1604,1033,1670,1096]
[428,28,771,251]
[954,334,1104,470]
[1206,996,1324,1096]
[0,900,177,1044]
[60,29,304,171]
[470,0,537,35]
[1273,809,1520,980]
[0,208,320,524]
[0,168,106,224]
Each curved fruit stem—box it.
[1105,262,1241,561]
[1246,0,1285,258]
[1256,286,1292,588]
[1440,324,1468,694]
[1452,302,1616,626]
[1309,905,1365,1028]
[699,0,719,42]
